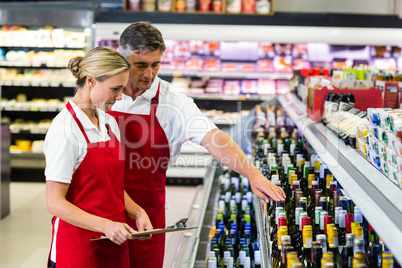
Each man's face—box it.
[126,48,162,93]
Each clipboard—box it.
[90,218,197,241]
[90,227,198,241]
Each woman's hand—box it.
[103,221,136,245]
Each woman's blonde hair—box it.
[68,46,130,87]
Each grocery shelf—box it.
[0,61,67,68]
[10,152,45,169]
[188,94,275,101]
[159,69,293,80]
[0,44,84,49]
[0,81,75,88]
[2,107,62,112]
[278,93,402,264]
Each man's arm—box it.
[200,128,286,202]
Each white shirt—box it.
[111,76,217,166]
[44,100,121,184]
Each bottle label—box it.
[329,237,338,248]
[303,237,312,248]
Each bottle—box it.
[236,250,246,268]
[244,256,251,268]
[253,250,261,268]
[382,258,394,268]
[338,210,347,246]
[208,257,218,268]
[280,239,293,268]
[317,234,328,253]
[354,238,365,255]
[312,241,323,268]
[328,227,342,268]
[301,225,313,268]
[319,211,329,236]
[286,252,298,268]
[227,256,234,268]
[341,233,356,268]
[313,206,323,239]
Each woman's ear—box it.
[86,76,96,87]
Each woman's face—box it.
[89,70,129,111]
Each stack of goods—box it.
[206,169,261,268]
[357,108,402,187]
[249,104,400,267]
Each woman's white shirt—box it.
[44,100,121,184]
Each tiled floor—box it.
[0,182,197,268]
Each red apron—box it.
[47,102,129,268]
[108,83,170,268]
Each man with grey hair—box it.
[108,21,286,268]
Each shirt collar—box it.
[140,76,160,101]
[68,99,105,131]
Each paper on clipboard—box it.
[90,227,198,241]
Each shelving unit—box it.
[278,93,402,264]
[159,70,292,80]
[0,9,93,182]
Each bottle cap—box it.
[317,234,327,252]
[353,238,364,253]
[354,226,363,239]
[299,212,308,228]
[324,215,333,234]
[295,207,303,226]
[350,222,360,236]
[326,174,333,188]
[334,207,342,225]
[254,251,261,265]
[320,211,328,230]
[328,227,338,248]
[208,257,217,268]
[354,206,363,224]
[308,174,315,188]
[294,191,303,208]
[244,257,251,268]
[278,217,287,227]
[345,233,356,247]
[333,190,340,207]
[345,213,354,232]
[301,216,311,230]
[338,210,346,228]
[277,226,288,248]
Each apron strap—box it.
[150,82,161,117]
[66,102,90,144]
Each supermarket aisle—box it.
[0,182,198,268]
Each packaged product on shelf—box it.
[205,79,223,94]
[255,0,270,14]
[223,80,241,95]
[128,0,141,9]
[204,59,221,71]
[257,79,276,95]
[256,59,273,72]
[212,0,222,12]
[185,57,203,70]
[241,0,255,13]
[240,80,258,94]
[226,0,241,13]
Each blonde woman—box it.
[45,47,152,268]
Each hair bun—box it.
[68,56,83,79]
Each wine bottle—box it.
[286,251,299,268]
[341,233,356,268]
[338,210,347,247]
[317,234,328,253]
[312,241,323,268]
[208,257,218,268]
[253,250,261,268]
[236,250,246,268]
[301,225,313,268]
[328,227,342,268]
